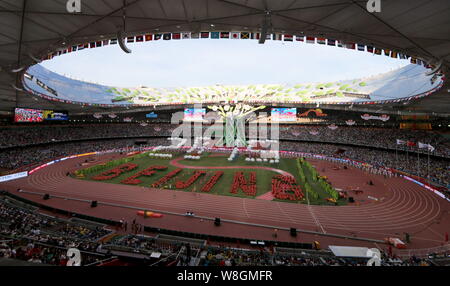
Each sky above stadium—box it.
[42,39,409,88]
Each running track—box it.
[1,153,449,251]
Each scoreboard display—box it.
[14,108,44,122]
[15,108,69,122]
[184,108,206,121]
[271,108,297,122]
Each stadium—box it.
[0,0,449,269]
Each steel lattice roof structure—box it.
[0,0,449,116]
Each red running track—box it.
[1,153,449,252]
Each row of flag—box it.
[43,32,431,68]
[396,139,435,151]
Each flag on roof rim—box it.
[181,32,190,39]
[210,32,220,39]
[145,34,153,41]
[126,36,134,43]
[230,32,240,39]
[220,32,230,38]
[250,32,260,39]
[135,35,144,42]
[317,37,326,44]
[240,32,249,39]
[272,33,282,40]
[306,36,315,43]
[296,35,304,41]
[284,34,293,41]
[172,33,181,40]
[163,33,171,40]
[327,39,335,46]
[201,32,209,38]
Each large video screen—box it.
[145,112,158,118]
[43,110,69,121]
[271,108,297,122]
[15,108,69,122]
[184,108,206,121]
[14,108,44,122]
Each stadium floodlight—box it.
[28,53,42,64]
[11,83,24,92]
[117,30,132,54]
[117,3,131,54]
[11,66,25,73]
[259,11,272,44]
[425,59,443,76]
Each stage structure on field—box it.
[208,103,268,148]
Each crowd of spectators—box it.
[0,198,110,244]
[0,138,169,170]
[0,129,447,188]
[0,239,104,266]
[0,196,447,266]
[0,124,174,148]
[1,124,448,158]
[279,141,449,189]
[281,125,450,158]
[0,197,112,265]
[198,246,437,266]
[105,234,186,258]
[199,246,273,266]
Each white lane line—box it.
[308,205,326,234]
[242,199,250,218]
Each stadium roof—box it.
[0,0,449,116]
